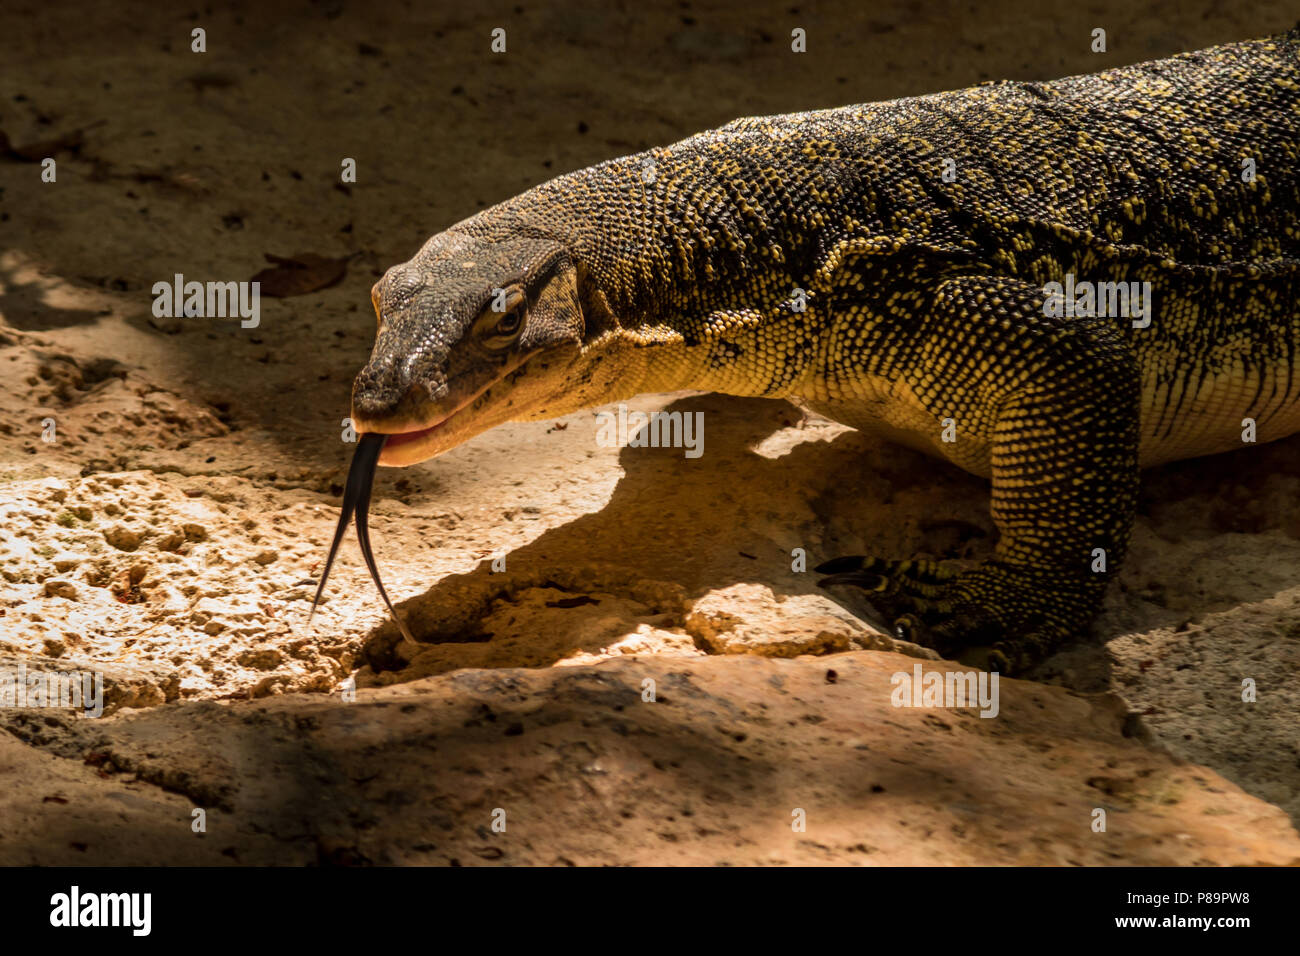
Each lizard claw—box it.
[816,555,956,647]
[817,556,1099,674]
[891,612,930,645]
[815,570,892,593]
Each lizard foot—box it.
[816,557,1100,674]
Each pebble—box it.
[103,525,142,551]
[43,580,79,600]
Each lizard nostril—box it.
[352,353,412,417]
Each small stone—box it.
[51,554,80,572]
[156,532,185,551]
[237,648,284,669]
[43,580,79,600]
[148,312,184,334]
[103,525,142,552]
[253,550,279,566]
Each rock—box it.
[155,531,185,551]
[686,583,936,660]
[191,595,258,621]
[236,648,284,670]
[43,580,79,600]
[2,652,1294,866]
[146,310,185,334]
[102,525,142,552]
[0,732,283,865]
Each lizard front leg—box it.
[818,275,1141,673]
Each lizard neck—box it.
[459,146,820,399]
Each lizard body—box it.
[337,30,1300,671]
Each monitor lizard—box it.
[319,29,1300,674]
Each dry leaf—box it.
[0,120,103,162]
[252,252,351,297]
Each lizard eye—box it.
[477,286,527,348]
[495,307,523,336]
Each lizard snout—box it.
[350,351,443,430]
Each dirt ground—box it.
[1,0,1298,865]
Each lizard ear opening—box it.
[574,262,619,340]
[509,254,587,352]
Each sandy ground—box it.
[1,0,1298,864]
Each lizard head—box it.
[350,230,588,466]
[313,231,593,638]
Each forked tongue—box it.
[309,431,415,641]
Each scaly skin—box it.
[349,30,1300,673]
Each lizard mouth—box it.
[376,417,453,460]
[361,359,537,466]
[367,378,499,466]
